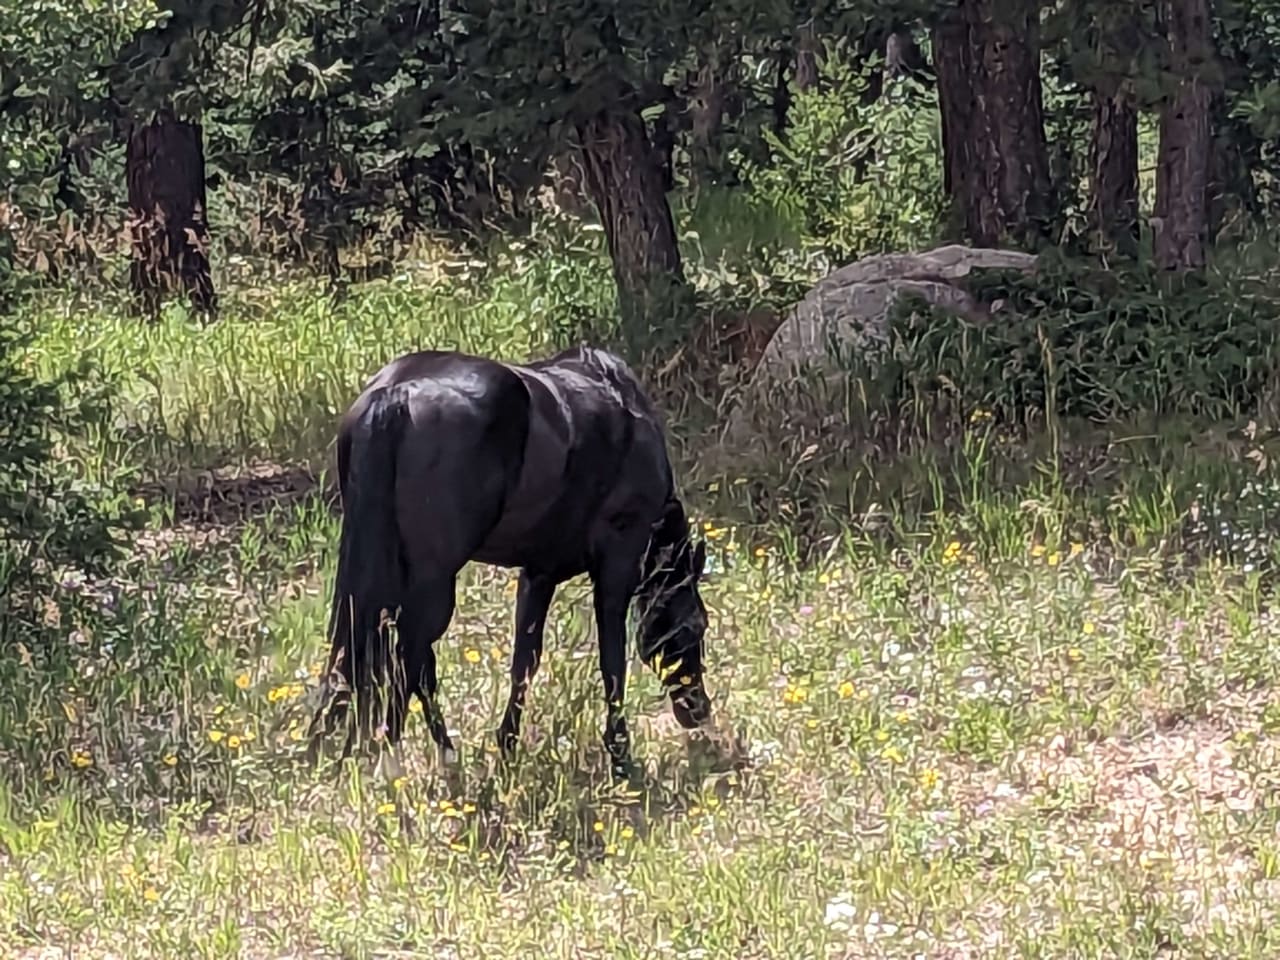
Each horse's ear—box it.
[692,539,707,578]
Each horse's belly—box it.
[472,502,586,572]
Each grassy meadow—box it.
[7,203,1280,959]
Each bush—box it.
[735,58,946,267]
[864,251,1280,426]
[0,303,140,612]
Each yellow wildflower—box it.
[895,710,910,725]
[1069,542,1084,557]
[604,843,618,856]
[161,753,178,767]
[919,768,941,790]
[753,546,766,558]
[781,684,808,704]
[592,820,605,833]
[837,680,855,699]
[234,673,251,690]
[1030,544,1045,558]
[462,802,476,814]
[142,886,160,903]
[1047,552,1061,567]
[226,735,242,750]
[1066,647,1084,663]
[881,745,905,764]
[621,825,635,840]
[376,802,397,816]
[207,730,225,744]
[69,750,92,769]
[1082,621,1096,636]
[464,648,481,664]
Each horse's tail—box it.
[325,386,409,743]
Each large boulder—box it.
[723,244,1038,443]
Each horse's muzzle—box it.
[670,680,712,729]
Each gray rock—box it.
[723,245,1038,444]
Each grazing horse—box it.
[309,345,712,777]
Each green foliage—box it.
[736,60,945,266]
[864,251,1280,426]
[0,310,140,611]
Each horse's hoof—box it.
[495,727,518,758]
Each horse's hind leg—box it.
[387,575,458,765]
[497,571,557,755]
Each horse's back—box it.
[340,346,673,575]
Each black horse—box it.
[309,345,712,777]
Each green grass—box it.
[9,213,1280,958]
[5,491,1280,958]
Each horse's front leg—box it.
[591,560,641,780]
[497,571,557,755]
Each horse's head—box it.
[635,498,711,729]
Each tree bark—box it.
[794,22,821,92]
[689,44,728,186]
[125,109,215,317]
[1153,0,1214,271]
[885,28,930,83]
[932,0,1051,248]
[1089,82,1140,256]
[577,108,686,349]
[772,50,792,137]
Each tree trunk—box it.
[125,110,215,318]
[689,45,728,186]
[794,22,821,92]
[1153,0,1214,271]
[1089,83,1140,256]
[578,108,687,351]
[772,50,792,137]
[885,28,930,84]
[932,0,1051,248]
[546,146,592,218]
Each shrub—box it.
[735,58,946,267]
[865,251,1280,427]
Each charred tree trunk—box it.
[578,108,687,350]
[125,110,215,318]
[1153,0,1214,271]
[1089,83,1140,256]
[932,0,1051,248]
